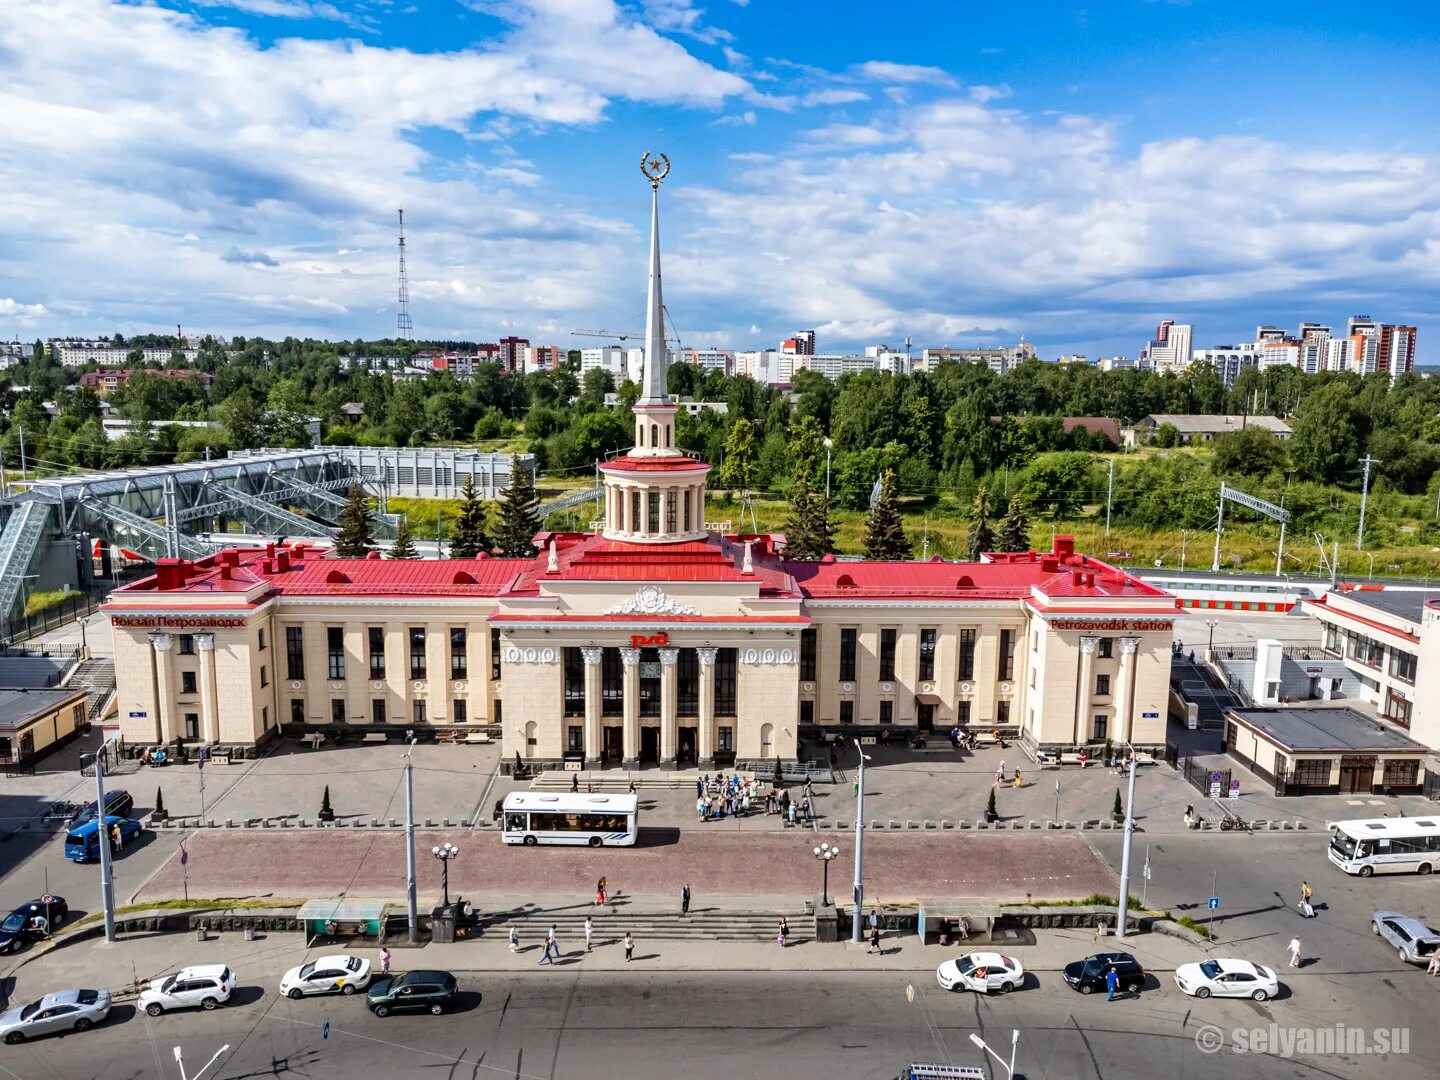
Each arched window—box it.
[651,423,659,447]
[665,425,671,447]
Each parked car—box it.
[1174,959,1279,1001]
[138,965,236,1016]
[366,970,458,1017]
[1062,952,1145,995]
[63,816,142,862]
[935,952,1025,994]
[1371,911,1440,965]
[279,955,372,999]
[68,790,133,828]
[0,989,110,1044]
[0,896,68,954]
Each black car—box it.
[69,790,132,828]
[366,970,458,1017]
[0,897,69,954]
[1062,952,1145,995]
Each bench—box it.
[973,733,999,748]
[1059,753,1089,767]
[1036,755,1060,769]
[1133,752,1158,766]
[302,733,325,749]
[435,731,461,744]
[464,732,493,744]
[361,733,387,745]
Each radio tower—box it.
[395,208,413,341]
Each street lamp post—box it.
[969,1030,1019,1080]
[404,739,418,944]
[1115,749,1139,940]
[90,737,119,943]
[173,1043,230,1080]
[813,842,840,907]
[850,738,869,944]
[432,841,460,908]
[1204,618,1220,663]
[823,438,833,506]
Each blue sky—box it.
[0,0,1437,360]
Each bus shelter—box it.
[298,900,387,945]
[916,900,1000,945]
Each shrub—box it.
[1113,788,1124,819]
[319,785,333,819]
[986,788,998,819]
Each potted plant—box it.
[318,785,335,822]
[152,786,168,823]
[1112,788,1125,824]
[773,758,784,787]
[1103,737,1113,765]
[514,751,525,778]
[985,788,999,823]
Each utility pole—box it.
[1357,454,1380,550]
[1212,482,1225,572]
[1115,752,1139,939]
[851,739,868,944]
[17,424,27,483]
[404,739,418,944]
[93,739,117,942]
[1105,457,1115,540]
[396,208,413,341]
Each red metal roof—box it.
[508,533,801,598]
[598,457,709,473]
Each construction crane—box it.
[572,306,683,349]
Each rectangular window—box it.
[409,627,427,679]
[290,698,304,724]
[678,649,699,715]
[1389,650,1417,684]
[327,627,345,680]
[450,627,468,679]
[563,648,586,717]
[259,665,268,688]
[602,648,624,717]
[257,628,267,652]
[918,629,936,681]
[1099,637,1114,659]
[879,629,896,681]
[840,700,854,725]
[332,699,346,724]
[647,492,661,534]
[958,629,976,680]
[839,628,857,681]
[568,725,583,752]
[1032,631,1039,653]
[371,699,386,725]
[683,489,692,532]
[879,700,893,724]
[1382,759,1419,787]
[181,671,197,694]
[800,629,817,681]
[368,627,386,679]
[996,700,1010,726]
[998,629,1015,681]
[800,699,814,725]
[1385,690,1413,729]
[1294,758,1332,787]
[957,701,971,727]
[413,699,427,724]
[178,634,195,655]
[666,491,677,533]
[717,726,734,752]
[491,628,502,680]
[631,491,641,532]
[1092,714,1108,741]
[453,699,467,723]
[714,648,738,716]
[286,626,305,680]
[1096,674,1111,696]
[184,712,199,740]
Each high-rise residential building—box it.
[793,330,816,355]
[497,336,529,373]
[734,349,794,385]
[1254,325,1287,344]
[1144,321,1193,374]
[1298,324,1331,375]
[1324,337,1352,372]
[677,349,731,375]
[581,346,629,383]
[522,345,563,374]
[1191,347,1259,388]
[920,343,1036,376]
[1380,325,1417,378]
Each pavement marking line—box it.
[260,1009,553,1079]
[469,757,503,827]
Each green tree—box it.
[450,475,491,558]
[782,418,833,560]
[966,485,996,561]
[1211,425,1289,478]
[1151,422,1181,448]
[1290,381,1360,484]
[494,454,540,557]
[387,515,418,559]
[995,494,1031,553]
[333,482,374,556]
[862,468,909,560]
[722,418,759,492]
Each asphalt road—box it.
[1,965,1433,1080]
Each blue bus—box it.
[64,817,141,862]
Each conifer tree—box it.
[387,515,418,559]
[995,494,1032,553]
[333,482,374,556]
[494,454,540,557]
[966,484,996,562]
[862,468,909,560]
[449,474,491,558]
[782,416,833,560]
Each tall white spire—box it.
[639,151,671,406]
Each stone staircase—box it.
[529,770,756,792]
[480,904,808,943]
[67,657,117,722]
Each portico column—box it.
[620,647,641,765]
[658,647,679,764]
[581,647,603,765]
[696,647,717,765]
[150,632,175,744]
[1117,636,1140,743]
[196,633,219,745]
[1074,636,1097,746]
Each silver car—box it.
[1372,911,1440,965]
[0,989,111,1044]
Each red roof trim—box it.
[1304,596,1420,643]
[488,614,811,625]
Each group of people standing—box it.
[693,774,814,824]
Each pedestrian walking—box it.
[1012,770,1023,789]
[1300,880,1313,906]
[509,926,520,953]
[696,776,704,798]
[570,773,579,793]
[378,946,391,975]
[1287,936,1302,967]
[681,883,691,915]
[538,924,559,965]
[869,925,881,954]
[596,877,608,906]
[868,908,879,935]
[780,917,790,947]
[624,932,635,962]
[628,779,637,795]
[993,766,1004,788]
[584,916,593,952]
[112,822,123,851]
[1105,965,1119,1002]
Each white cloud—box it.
[713,110,757,127]
[854,60,956,86]
[969,83,1012,104]
[0,298,50,321]
[801,88,870,107]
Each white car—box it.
[1174,958,1279,1001]
[138,965,236,1016]
[279,955,372,999]
[936,952,1025,994]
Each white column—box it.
[1074,636,1096,746]
[620,647,641,764]
[151,633,175,744]
[696,647,717,764]
[196,633,219,744]
[582,647,603,765]
[1117,636,1140,743]
[659,646,679,763]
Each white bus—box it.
[1327,817,1440,876]
[502,792,639,848]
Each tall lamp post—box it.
[89,737,119,943]
[969,1030,1019,1080]
[813,842,840,907]
[173,1043,229,1080]
[823,438,833,505]
[850,738,870,944]
[404,739,418,944]
[432,841,460,908]
[1114,746,1139,940]
[1204,618,1220,663]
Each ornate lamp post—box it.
[431,842,459,907]
[813,842,840,906]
